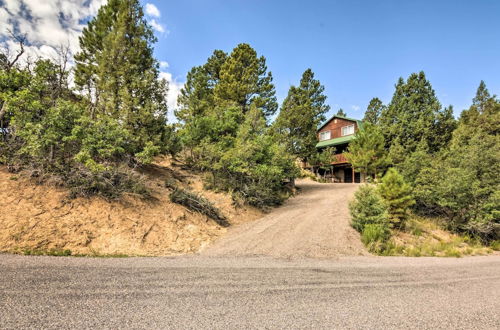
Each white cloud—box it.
[0,0,108,64]
[145,3,161,18]
[351,105,360,111]
[150,19,165,33]
[1,0,180,118]
[159,71,184,121]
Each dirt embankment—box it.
[0,159,262,256]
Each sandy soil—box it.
[0,160,262,256]
[203,179,369,258]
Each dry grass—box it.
[380,216,493,257]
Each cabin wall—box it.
[317,118,358,140]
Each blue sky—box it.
[146,0,500,119]
[0,0,498,120]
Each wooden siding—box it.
[317,118,358,140]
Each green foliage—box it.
[176,45,297,208]
[308,147,336,170]
[413,82,499,241]
[361,224,391,252]
[349,184,389,232]
[1,0,176,199]
[363,97,384,124]
[336,108,347,117]
[345,122,388,178]
[75,0,170,160]
[214,43,277,118]
[206,106,299,208]
[273,68,330,161]
[378,168,415,228]
[379,71,456,180]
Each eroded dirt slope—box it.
[203,180,368,258]
[0,160,261,256]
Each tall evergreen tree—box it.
[363,97,384,124]
[414,86,499,240]
[214,43,277,118]
[176,50,227,123]
[473,80,492,114]
[378,72,456,180]
[74,0,168,157]
[273,69,330,160]
[336,108,347,117]
[176,50,228,150]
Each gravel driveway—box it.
[203,180,368,258]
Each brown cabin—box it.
[313,115,365,183]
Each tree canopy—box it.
[273,68,330,161]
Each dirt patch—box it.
[0,159,262,256]
[203,179,369,258]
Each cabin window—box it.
[319,131,331,141]
[341,125,354,136]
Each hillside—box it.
[0,158,262,256]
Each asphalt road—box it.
[1,254,499,329]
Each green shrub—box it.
[378,168,415,229]
[349,184,389,232]
[491,240,500,251]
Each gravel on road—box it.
[1,254,499,329]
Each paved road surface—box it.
[204,180,368,258]
[1,254,499,329]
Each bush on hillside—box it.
[349,184,389,233]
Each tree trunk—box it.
[0,101,7,122]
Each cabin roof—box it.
[317,114,363,132]
[315,134,356,148]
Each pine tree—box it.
[473,80,491,114]
[414,84,499,241]
[214,43,277,118]
[379,71,456,180]
[345,123,388,179]
[74,0,168,159]
[336,108,347,117]
[363,97,384,124]
[176,50,228,151]
[378,168,415,228]
[380,72,453,154]
[273,68,330,161]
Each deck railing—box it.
[332,153,348,164]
